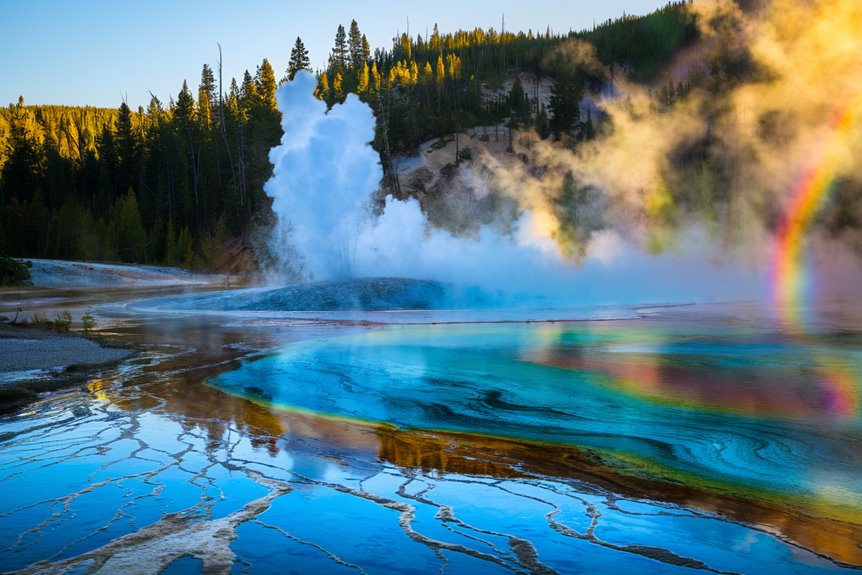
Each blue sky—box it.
[2,0,669,109]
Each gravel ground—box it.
[0,324,133,412]
[0,325,131,373]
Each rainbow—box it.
[771,105,859,328]
[769,104,861,419]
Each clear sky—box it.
[2,0,670,109]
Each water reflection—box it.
[525,323,861,421]
[2,306,861,573]
[74,356,862,569]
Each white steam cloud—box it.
[264,71,765,306]
[265,72,382,280]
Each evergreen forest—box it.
[0,2,699,271]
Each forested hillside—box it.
[0,1,696,271]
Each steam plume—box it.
[264,72,765,305]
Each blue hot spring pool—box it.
[0,283,860,574]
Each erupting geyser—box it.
[263,72,765,307]
[265,71,382,281]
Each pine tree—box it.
[176,226,194,268]
[55,195,82,259]
[198,64,216,130]
[174,79,199,216]
[255,59,277,110]
[535,104,550,139]
[333,72,344,101]
[370,62,381,93]
[329,24,348,74]
[316,72,331,101]
[1,99,45,205]
[239,70,257,116]
[400,33,412,62]
[361,35,371,63]
[508,77,530,124]
[445,54,461,79]
[143,94,166,227]
[115,102,136,196]
[548,73,583,139]
[286,37,311,82]
[175,81,196,126]
[114,188,146,262]
[358,62,370,93]
[96,122,117,210]
[165,219,177,265]
[197,64,218,227]
[349,20,364,69]
[430,23,441,52]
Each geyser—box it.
[265,71,382,280]
[264,72,767,307]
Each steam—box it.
[264,0,862,307]
[265,74,381,280]
[480,0,862,262]
[264,72,764,305]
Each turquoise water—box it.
[207,323,862,510]
[1,311,861,573]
